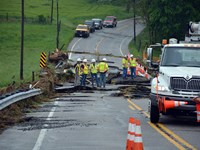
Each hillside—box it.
[0,0,132,87]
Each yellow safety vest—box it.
[98,62,109,73]
[122,58,129,68]
[130,58,136,67]
[75,64,82,75]
[89,63,98,74]
[82,64,89,74]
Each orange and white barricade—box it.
[136,63,149,79]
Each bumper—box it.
[75,33,88,37]
[103,24,113,27]
[150,93,196,112]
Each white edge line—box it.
[120,37,129,56]
[32,101,58,150]
[69,38,82,59]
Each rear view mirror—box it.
[146,48,153,66]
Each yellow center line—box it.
[117,24,129,31]
[148,122,186,150]
[127,98,142,111]
[157,123,197,150]
[128,105,135,110]
[127,98,197,150]
[95,38,105,53]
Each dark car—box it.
[74,24,90,38]
[84,20,95,33]
[92,18,103,30]
[103,16,117,28]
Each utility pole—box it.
[50,0,53,24]
[56,0,59,49]
[133,0,136,43]
[20,0,24,80]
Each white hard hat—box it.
[77,58,82,62]
[130,54,133,57]
[91,59,96,62]
[83,59,87,63]
[102,58,107,61]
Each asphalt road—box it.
[68,19,145,67]
[0,19,199,150]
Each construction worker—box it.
[74,58,82,86]
[129,54,137,79]
[97,58,109,88]
[122,55,129,79]
[80,59,89,86]
[89,59,99,87]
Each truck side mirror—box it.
[146,48,153,67]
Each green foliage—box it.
[138,0,200,43]
[129,27,149,57]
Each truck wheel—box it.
[150,103,160,123]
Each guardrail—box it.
[0,88,42,111]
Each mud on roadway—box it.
[20,76,150,131]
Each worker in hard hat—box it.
[74,58,82,86]
[122,55,129,79]
[129,54,137,79]
[80,59,89,86]
[89,59,99,87]
[97,58,109,88]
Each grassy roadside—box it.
[0,0,133,87]
[129,27,149,58]
[129,27,161,61]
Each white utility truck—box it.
[147,21,200,123]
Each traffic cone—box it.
[140,66,145,74]
[133,120,144,150]
[196,103,200,123]
[164,98,188,111]
[126,117,135,150]
[127,67,131,75]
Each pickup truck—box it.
[103,16,117,28]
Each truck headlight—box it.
[153,85,168,92]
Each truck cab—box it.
[146,22,200,123]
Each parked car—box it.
[92,18,103,29]
[103,16,117,28]
[84,20,95,33]
[74,24,90,38]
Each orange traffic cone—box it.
[133,120,144,150]
[126,117,135,150]
[127,67,131,75]
[140,66,145,74]
[164,98,188,111]
[196,104,200,123]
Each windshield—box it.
[93,19,100,23]
[85,21,92,25]
[77,25,87,29]
[105,17,113,21]
[161,47,200,67]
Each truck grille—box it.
[170,77,200,91]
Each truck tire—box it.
[150,103,160,123]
